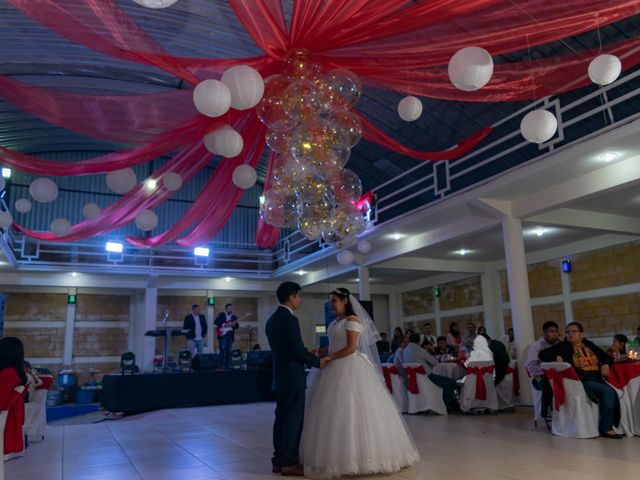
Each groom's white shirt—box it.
[279,304,294,315]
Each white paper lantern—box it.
[51,218,72,236]
[221,65,265,110]
[448,46,494,91]
[357,239,372,254]
[0,211,13,228]
[15,198,32,214]
[214,128,244,158]
[106,168,137,194]
[163,172,183,191]
[133,0,179,8]
[588,54,622,86]
[29,178,59,203]
[135,209,158,231]
[336,250,354,266]
[203,131,218,154]
[82,203,101,220]
[192,79,232,118]
[397,96,423,122]
[232,165,257,189]
[520,109,558,144]
[0,177,4,191]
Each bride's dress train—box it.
[301,318,420,479]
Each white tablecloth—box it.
[433,363,465,380]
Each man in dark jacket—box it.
[265,282,328,476]
[539,321,622,438]
[183,304,207,355]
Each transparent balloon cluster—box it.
[258,50,366,248]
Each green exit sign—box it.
[433,287,441,298]
[67,294,77,304]
[207,297,215,306]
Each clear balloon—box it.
[295,173,328,204]
[329,111,362,149]
[256,75,297,132]
[271,153,317,196]
[290,118,342,166]
[266,127,294,153]
[283,80,323,122]
[314,148,350,179]
[322,204,365,248]
[321,69,361,109]
[331,168,362,203]
[283,49,321,82]
[260,189,298,228]
[297,198,333,241]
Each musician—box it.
[183,304,208,355]
[215,303,239,369]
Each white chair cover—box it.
[382,363,407,413]
[496,370,514,410]
[541,362,599,438]
[24,388,48,442]
[402,363,447,415]
[459,361,498,413]
[608,376,639,437]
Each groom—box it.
[266,281,329,476]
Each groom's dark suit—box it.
[265,305,320,469]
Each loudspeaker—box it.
[246,351,273,368]
[191,353,220,371]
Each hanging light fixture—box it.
[133,0,179,9]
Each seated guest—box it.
[24,361,43,402]
[485,335,510,385]
[389,337,409,366]
[390,327,404,353]
[447,322,462,351]
[420,323,437,352]
[539,321,622,439]
[608,334,628,361]
[404,328,415,340]
[461,322,477,355]
[0,337,28,458]
[478,326,488,337]
[500,328,518,359]
[376,332,391,355]
[433,336,457,360]
[403,334,459,410]
[464,335,493,367]
[526,321,561,419]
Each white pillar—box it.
[434,290,441,336]
[258,295,276,349]
[560,268,574,327]
[128,296,135,352]
[501,215,535,405]
[141,276,158,373]
[481,270,501,338]
[358,266,371,301]
[206,289,215,352]
[63,288,77,366]
[387,292,401,334]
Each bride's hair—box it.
[331,288,356,317]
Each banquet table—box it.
[609,362,640,436]
[433,362,466,380]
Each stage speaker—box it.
[191,353,220,371]
[246,351,273,368]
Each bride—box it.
[301,288,419,479]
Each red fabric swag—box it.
[506,366,520,396]
[544,366,581,411]
[467,365,495,400]
[381,365,399,393]
[404,365,427,394]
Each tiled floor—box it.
[6,404,640,480]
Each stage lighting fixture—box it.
[106,241,124,253]
[194,247,210,257]
[1,168,10,179]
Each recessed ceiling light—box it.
[600,152,619,162]
[298,270,305,276]
[145,179,157,190]
[71,272,78,277]
[535,228,545,237]
[456,249,469,256]
[225,276,232,282]
[1,168,10,179]
[391,233,402,240]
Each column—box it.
[258,295,275,349]
[206,289,215,352]
[128,296,135,352]
[63,287,77,366]
[560,269,574,326]
[387,292,401,334]
[141,276,158,372]
[501,215,535,404]
[358,266,370,301]
[480,269,501,338]
[434,290,441,336]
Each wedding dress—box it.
[301,315,420,479]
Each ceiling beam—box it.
[511,155,640,218]
[527,208,640,235]
[374,257,487,273]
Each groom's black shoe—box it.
[281,464,305,476]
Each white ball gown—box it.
[301,318,420,479]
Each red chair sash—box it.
[37,376,54,390]
[544,367,580,410]
[506,366,520,396]
[466,366,495,400]
[404,365,427,394]
[382,366,398,393]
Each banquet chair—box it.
[24,375,54,443]
[402,363,447,415]
[496,368,514,411]
[382,363,408,413]
[1,385,26,480]
[541,362,598,438]
[459,361,498,413]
